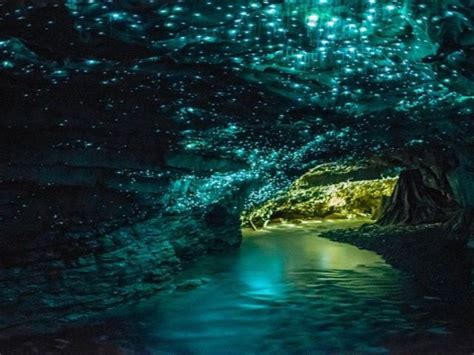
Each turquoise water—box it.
[5,221,473,353]
[119,221,470,354]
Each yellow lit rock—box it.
[242,163,397,229]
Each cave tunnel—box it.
[1,0,474,353]
[241,162,401,229]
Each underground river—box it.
[2,221,474,353]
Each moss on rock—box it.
[242,163,397,228]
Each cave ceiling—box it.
[1,0,473,208]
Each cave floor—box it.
[1,220,474,354]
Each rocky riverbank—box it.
[321,223,473,300]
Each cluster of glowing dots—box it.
[0,0,457,113]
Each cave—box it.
[0,0,474,353]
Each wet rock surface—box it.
[321,223,473,299]
[0,320,148,355]
[0,211,242,331]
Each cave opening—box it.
[242,162,401,230]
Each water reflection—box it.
[5,222,473,354]
[135,222,421,353]
[238,224,389,300]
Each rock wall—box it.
[376,148,474,236]
[0,83,248,330]
[0,210,241,331]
